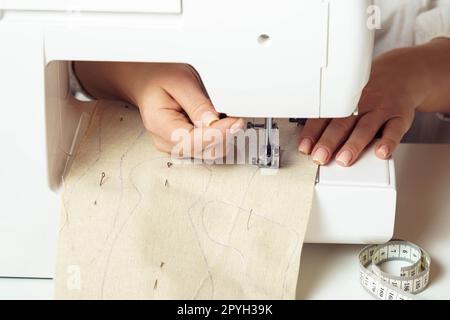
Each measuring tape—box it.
[359,240,431,300]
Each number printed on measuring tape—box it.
[358,240,431,300]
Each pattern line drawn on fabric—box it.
[55,101,317,300]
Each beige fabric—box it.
[54,101,317,300]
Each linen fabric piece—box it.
[55,101,317,299]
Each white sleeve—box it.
[415,5,450,45]
[68,61,94,102]
[414,4,450,121]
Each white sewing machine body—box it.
[0,0,396,278]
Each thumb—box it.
[182,94,220,128]
[192,101,221,128]
[163,66,220,127]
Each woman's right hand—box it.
[74,62,245,159]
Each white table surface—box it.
[0,144,449,300]
[297,144,450,299]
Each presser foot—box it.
[255,144,280,170]
[247,118,280,170]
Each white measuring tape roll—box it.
[359,240,431,300]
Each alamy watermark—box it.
[170,124,278,167]
[367,5,382,30]
[66,265,82,291]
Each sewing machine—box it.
[0,0,396,278]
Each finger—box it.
[153,110,244,159]
[189,118,245,158]
[311,117,358,165]
[150,133,223,160]
[151,135,173,154]
[335,112,387,167]
[162,66,222,127]
[140,85,245,158]
[298,119,331,154]
[147,106,244,159]
[149,119,231,159]
[375,117,412,160]
[202,138,235,162]
[139,87,195,141]
[151,133,220,160]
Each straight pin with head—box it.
[99,172,106,186]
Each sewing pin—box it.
[99,172,106,186]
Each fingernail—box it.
[336,150,353,167]
[312,147,329,165]
[201,111,219,127]
[377,145,390,158]
[230,118,245,134]
[298,138,313,154]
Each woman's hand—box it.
[298,38,450,167]
[74,62,245,159]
